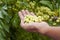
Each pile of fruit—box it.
[24,15,43,23]
[24,6,60,26]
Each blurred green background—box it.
[0,0,60,40]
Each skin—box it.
[18,10,60,40]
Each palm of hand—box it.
[18,10,50,34]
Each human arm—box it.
[18,10,60,40]
[44,26,60,40]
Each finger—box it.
[20,20,24,25]
[18,11,24,20]
[25,10,30,15]
[30,12,36,16]
[21,10,27,17]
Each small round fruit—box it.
[53,23,57,25]
[43,15,49,20]
[56,19,60,22]
[24,18,30,23]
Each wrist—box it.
[44,26,52,34]
[38,25,51,34]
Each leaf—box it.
[40,1,53,10]
[0,19,10,40]
[0,11,3,19]
[11,13,20,28]
[59,8,60,16]
[0,19,9,33]
[56,0,60,4]
[0,1,10,40]
[2,5,7,10]
[0,5,8,19]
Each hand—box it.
[18,10,50,34]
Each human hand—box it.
[18,10,50,34]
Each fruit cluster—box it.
[24,15,43,23]
[36,6,60,26]
[24,6,60,26]
[36,6,56,16]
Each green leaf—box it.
[0,11,3,19]
[40,1,53,10]
[0,20,9,33]
[56,0,60,4]
[11,13,20,28]
[0,19,10,40]
[2,5,7,10]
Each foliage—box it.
[0,0,60,40]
